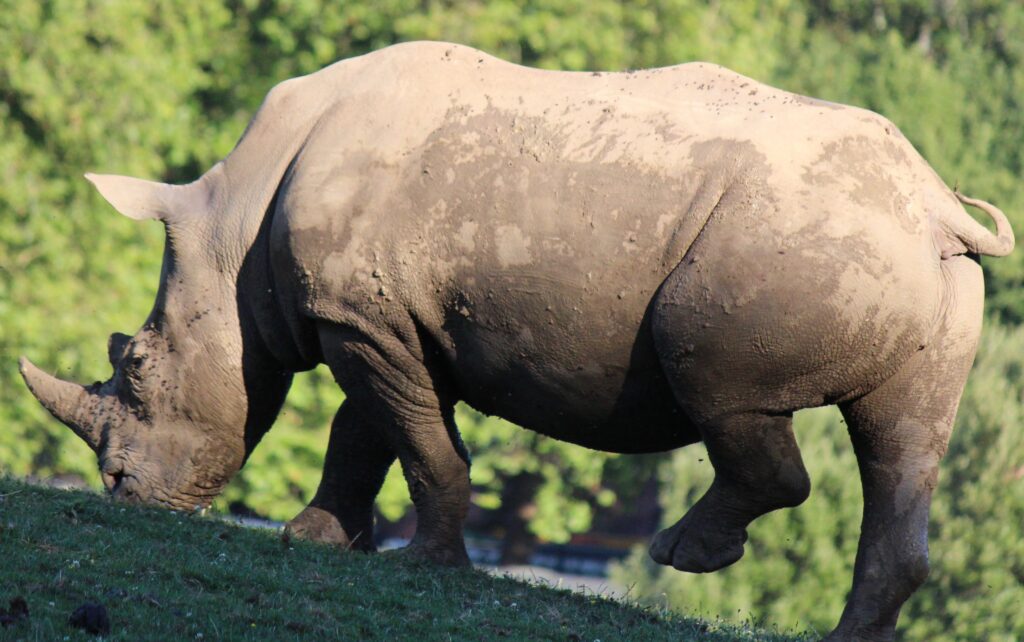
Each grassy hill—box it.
[0,477,808,641]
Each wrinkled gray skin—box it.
[21,43,1014,641]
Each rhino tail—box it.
[935,192,1015,259]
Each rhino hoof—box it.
[393,540,472,568]
[649,517,747,574]
[284,506,353,548]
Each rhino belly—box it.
[437,284,701,453]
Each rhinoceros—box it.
[20,42,1013,640]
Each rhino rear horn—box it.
[84,173,207,224]
[19,357,101,451]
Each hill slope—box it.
[0,477,806,641]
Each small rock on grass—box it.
[69,602,111,635]
[0,596,29,626]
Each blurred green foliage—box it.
[1,2,1022,638]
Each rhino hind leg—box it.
[285,400,396,551]
[649,411,810,572]
[391,408,472,567]
[826,256,983,642]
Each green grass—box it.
[0,477,808,641]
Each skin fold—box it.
[20,42,1013,641]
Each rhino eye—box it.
[125,355,148,392]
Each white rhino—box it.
[21,42,1013,641]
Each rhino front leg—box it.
[285,400,395,550]
[321,324,472,567]
[649,411,811,572]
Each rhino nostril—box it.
[103,469,125,492]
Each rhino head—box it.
[20,171,292,510]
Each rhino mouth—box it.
[107,475,221,512]
[150,488,222,512]
[100,455,222,512]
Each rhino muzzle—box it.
[19,356,103,451]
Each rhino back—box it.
[265,42,947,447]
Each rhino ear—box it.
[107,332,132,367]
[85,173,187,222]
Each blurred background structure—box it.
[1,2,1022,639]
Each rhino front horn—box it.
[19,356,101,451]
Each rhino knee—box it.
[772,465,811,509]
